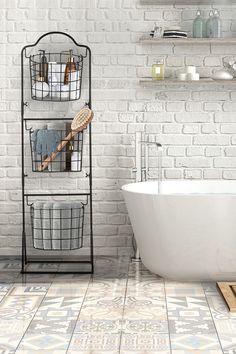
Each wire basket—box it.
[30,202,85,250]
[29,51,83,102]
[29,125,83,173]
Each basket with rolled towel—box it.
[30,201,85,250]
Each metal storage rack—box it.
[21,31,94,274]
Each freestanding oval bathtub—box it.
[122,180,236,281]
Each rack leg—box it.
[21,230,28,273]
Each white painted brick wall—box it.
[1,0,236,256]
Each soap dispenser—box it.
[39,50,48,83]
[64,49,77,85]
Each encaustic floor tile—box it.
[37,296,84,311]
[171,351,223,354]
[166,296,210,310]
[16,350,67,354]
[0,283,12,294]
[0,334,23,353]
[67,351,119,354]
[206,294,232,320]
[170,334,222,350]
[74,319,121,333]
[0,319,31,335]
[120,351,170,354]
[88,277,127,291]
[78,305,124,321]
[123,319,169,333]
[46,282,89,297]
[165,282,205,296]
[68,332,121,351]
[120,333,170,351]
[16,333,71,351]
[217,334,236,352]
[0,296,43,320]
[123,296,167,321]
[8,284,50,296]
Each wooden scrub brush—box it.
[38,107,94,172]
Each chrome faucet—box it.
[131,132,162,262]
[133,132,162,182]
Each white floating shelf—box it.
[140,78,236,87]
[140,37,236,44]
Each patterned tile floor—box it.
[0,256,235,353]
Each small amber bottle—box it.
[152,60,165,80]
[64,49,77,85]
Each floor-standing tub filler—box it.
[122,180,236,281]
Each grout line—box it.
[118,258,131,354]
[202,282,224,354]
[65,273,92,353]
[13,277,53,352]
[163,279,173,354]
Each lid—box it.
[155,59,164,65]
[68,49,74,63]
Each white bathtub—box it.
[122,180,236,281]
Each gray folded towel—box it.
[31,129,60,155]
[32,201,83,251]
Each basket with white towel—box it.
[31,201,84,250]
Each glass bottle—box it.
[193,10,205,38]
[64,49,77,85]
[152,60,165,80]
[212,9,222,38]
[206,10,214,38]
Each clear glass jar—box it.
[152,60,165,80]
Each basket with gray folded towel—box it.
[31,201,84,250]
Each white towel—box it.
[42,202,53,250]
[68,70,80,100]
[32,202,44,249]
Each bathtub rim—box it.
[121,180,236,196]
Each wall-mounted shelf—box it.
[141,0,236,4]
[140,37,236,45]
[140,78,236,87]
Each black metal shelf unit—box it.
[21,32,94,274]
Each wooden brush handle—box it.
[38,130,77,172]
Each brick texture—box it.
[1,0,236,256]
